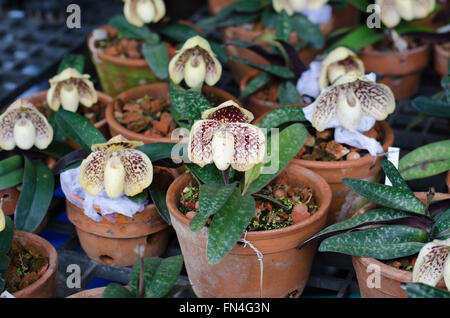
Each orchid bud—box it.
[123,0,166,27]
[47,68,97,113]
[0,99,53,151]
[169,36,222,89]
[79,135,153,199]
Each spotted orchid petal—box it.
[79,135,153,199]
[378,0,435,28]
[273,0,328,15]
[123,0,165,27]
[319,47,365,90]
[312,72,395,131]
[169,36,222,88]
[47,68,97,112]
[188,101,266,172]
[0,99,53,151]
[413,239,450,289]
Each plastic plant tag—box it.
[385,147,400,186]
[0,291,15,298]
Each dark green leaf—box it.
[148,184,171,225]
[412,96,450,118]
[278,81,303,106]
[0,215,13,255]
[346,0,370,11]
[406,283,450,298]
[109,15,159,43]
[328,26,383,52]
[232,56,295,79]
[261,5,276,29]
[190,182,237,231]
[55,110,106,152]
[257,106,306,129]
[127,191,148,204]
[58,54,84,73]
[239,72,271,99]
[210,41,228,64]
[142,42,169,79]
[39,141,74,159]
[431,208,450,239]
[342,178,426,214]
[244,123,307,194]
[169,81,189,119]
[187,163,235,185]
[158,23,200,43]
[184,90,212,125]
[291,13,324,49]
[275,10,292,42]
[206,189,255,264]
[14,159,54,232]
[0,155,23,176]
[102,284,134,298]
[319,225,428,259]
[0,169,24,190]
[137,143,175,162]
[381,160,411,192]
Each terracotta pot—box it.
[359,44,431,100]
[65,167,179,267]
[352,192,450,298]
[446,171,450,194]
[67,287,106,298]
[433,43,449,77]
[106,82,242,144]
[294,121,394,225]
[166,162,332,298]
[10,231,58,298]
[223,5,360,84]
[25,90,113,149]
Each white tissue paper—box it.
[60,166,147,222]
[302,4,332,25]
[298,70,384,156]
[88,28,108,63]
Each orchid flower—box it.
[123,0,166,27]
[413,238,450,290]
[188,100,266,172]
[319,47,365,91]
[0,98,53,151]
[272,0,328,15]
[79,135,153,199]
[0,208,5,232]
[377,0,436,28]
[168,36,222,89]
[311,72,395,132]
[47,68,97,113]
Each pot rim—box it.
[25,90,113,129]
[434,42,450,58]
[360,43,431,57]
[105,82,243,144]
[167,162,332,241]
[12,231,58,298]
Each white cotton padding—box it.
[60,166,147,222]
[302,4,332,25]
[296,61,322,100]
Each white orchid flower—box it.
[319,47,365,91]
[188,101,266,172]
[377,0,436,28]
[169,36,222,89]
[123,0,166,27]
[0,208,5,232]
[413,238,450,290]
[47,68,97,113]
[312,72,395,132]
[0,99,53,151]
[79,135,153,199]
[272,0,328,15]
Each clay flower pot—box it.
[294,121,394,226]
[106,82,242,144]
[433,43,449,78]
[10,231,58,298]
[352,192,450,298]
[67,287,106,298]
[223,5,360,84]
[166,162,332,298]
[65,167,179,267]
[25,90,113,146]
[359,44,431,100]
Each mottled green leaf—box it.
[142,42,169,79]
[277,81,303,106]
[319,225,428,259]
[109,15,159,43]
[148,184,171,225]
[185,90,212,125]
[158,23,200,43]
[14,159,54,232]
[0,168,24,190]
[231,56,295,79]
[58,54,84,73]
[210,41,228,64]
[244,123,307,194]
[399,140,450,180]
[406,283,450,298]
[257,106,306,129]
[102,284,134,298]
[342,178,426,214]
[275,9,292,42]
[240,72,271,99]
[207,189,255,264]
[381,160,411,192]
[431,208,450,239]
[291,13,324,49]
[190,182,238,232]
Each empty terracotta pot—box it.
[359,44,431,100]
[166,162,332,298]
[352,192,450,298]
[223,5,360,84]
[11,231,58,298]
[106,82,242,144]
[433,43,449,77]
[25,90,113,149]
[65,168,179,267]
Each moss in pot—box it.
[166,98,332,298]
[88,0,227,97]
[300,160,450,298]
